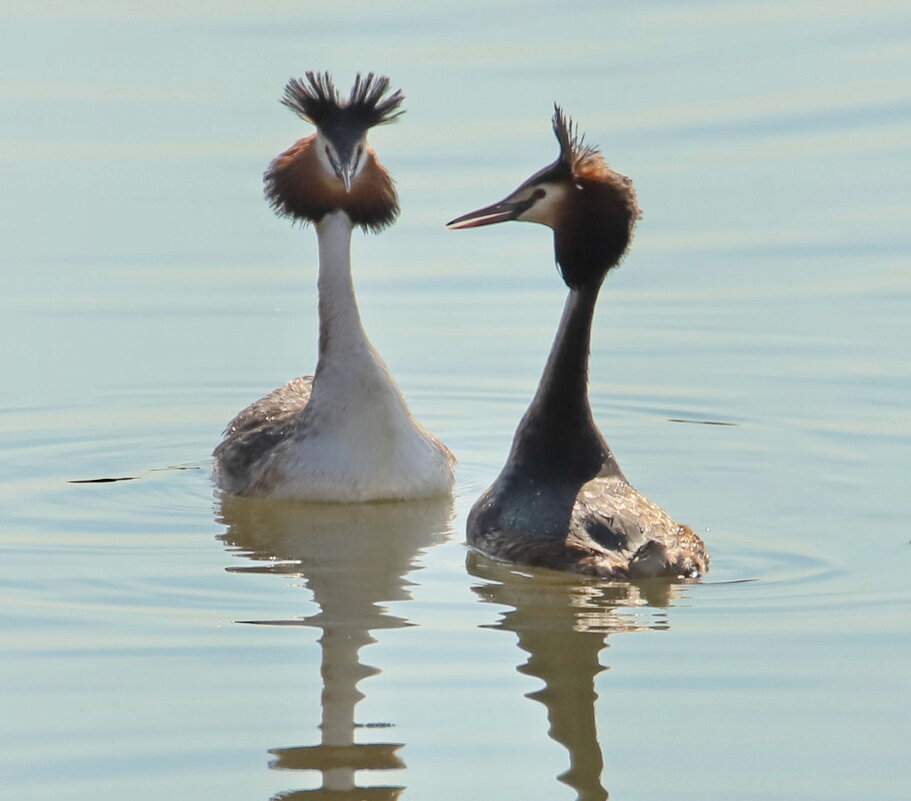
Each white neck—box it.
[308,210,408,425]
[314,211,374,363]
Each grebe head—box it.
[265,72,404,232]
[447,106,642,287]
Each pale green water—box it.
[2,2,910,799]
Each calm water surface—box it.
[2,2,910,799]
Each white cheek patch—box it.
[517,183,569,227]
[314,132,337,174]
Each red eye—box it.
[533,188,546,199]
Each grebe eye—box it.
[533,188,546,200]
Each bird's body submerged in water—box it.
[214,73,454,502]
[448,108,708,579]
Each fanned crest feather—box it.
[552,105,601,175]
[280,72,404,132]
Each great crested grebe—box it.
[448,107,709,579]
[213,72,454,501]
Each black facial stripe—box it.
[515,195,538,216]
[325,146,343,177]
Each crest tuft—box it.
[552,105,601,175]
[280,72,404,132]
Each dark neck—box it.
[505,283,624,484]
[536,286,598,422]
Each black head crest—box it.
[552,105,601,175]
[280,72,405,134]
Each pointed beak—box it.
[339,161,355,193]
[446,197,527,230]
[327,153,356,193]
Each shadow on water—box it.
[216,494,454,801]
[467,551,692,801]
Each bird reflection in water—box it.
[467,551,685,801]
[216,494,453,801]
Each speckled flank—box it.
[469,477,708,580]
[212,376,313,492]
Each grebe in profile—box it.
[448,107,708,579]
[214,73,454,501]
